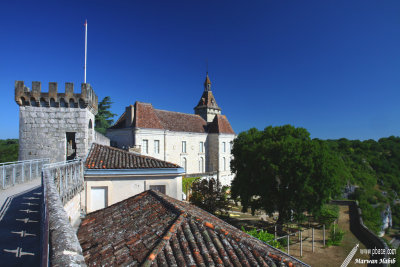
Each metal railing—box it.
[0,158,50,189]
[42,159,84,205]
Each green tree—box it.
[190,178,230,215]
[231,125,349,224]
[0,139,19,163]
[95,96,116,134]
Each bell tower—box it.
[194,73,221,123]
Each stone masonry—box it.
[15,81,99,162]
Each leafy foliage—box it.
[326,224,344,246]
[325,136,400,233]
[190,178,230,215]
[314,204,339,226]
[182,177,200,196]
[241,227,283,249]
[0,139,18,163]
[231,125,349,223]
[95,96,117,134]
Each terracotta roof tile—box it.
[154,109,207,133]
[85,143,180,169]
[78,190,308,267]
[135,102,164,129]
[208,114,235,134]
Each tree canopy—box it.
[230,125,349,223]
[190,178,229,215]
[95,96,116,134]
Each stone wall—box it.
[42,168,86,266]
[19,106,95,162]
[94,131,110,146]
[63,192,82,228]
[331,200,389,266]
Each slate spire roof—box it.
[194,74,221,111]
[78,190,308,267]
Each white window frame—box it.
[199,157,204,172]
[223,142,226,153]
[142,139,148,154]
[223,157,226,171]
[182,157,187,172]
[182,141,186,153]
[154,140,160,154]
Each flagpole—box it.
[84,20,87,83]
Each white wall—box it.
[85,174,182,213]
[135,129,208,175]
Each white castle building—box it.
[106,74,236,185]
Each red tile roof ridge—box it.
[148,190,302,267]
[86,143,181,169]
[140,190,188,267]
[135,101,153,105]
[154,108,206,118]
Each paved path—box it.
[0,180,42,266]
[0,179,41,208]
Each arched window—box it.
[60,98,67,107]
[30,97,37,107]
[40,97,47,107]
[69,98,75,108]
[182,157,187,172]
[79,98,85,109]
[88,119,93,129]
[223,157,226,171]
[50,98,57,107]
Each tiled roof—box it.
[85,143,180,169]
[109,102,208,133]
[154,109,207,133]
[135,102,164,130]
[78,190,307,267]
[208,114,236,134]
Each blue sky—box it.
[1,0,399,140]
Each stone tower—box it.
[194,74,221,123]
[15,81,98,162]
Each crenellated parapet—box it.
[15,81,98,113]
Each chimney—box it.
[125,105,134,128]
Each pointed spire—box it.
[204,73,211,91]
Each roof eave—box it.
[84,167,185,176]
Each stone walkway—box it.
[0,180,42,266]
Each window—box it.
[223,142,226,153]
[199,157,204,172]
[199,141,204,153]
[154,140,160,154]
[230,142,233,152]
[150,185,166,194]
[88,119,93,129]
[66,132,76,160]
[182,141,186,153]
[223,157,226,171]
[142,139,148,154]
[182,157,187,172]
[91,186,108,212]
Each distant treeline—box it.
[322,136,400,233]
[0,139,18,163]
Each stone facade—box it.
[15,81,109,162]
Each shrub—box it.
[241,227,283,249]
[326,224,344,246]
